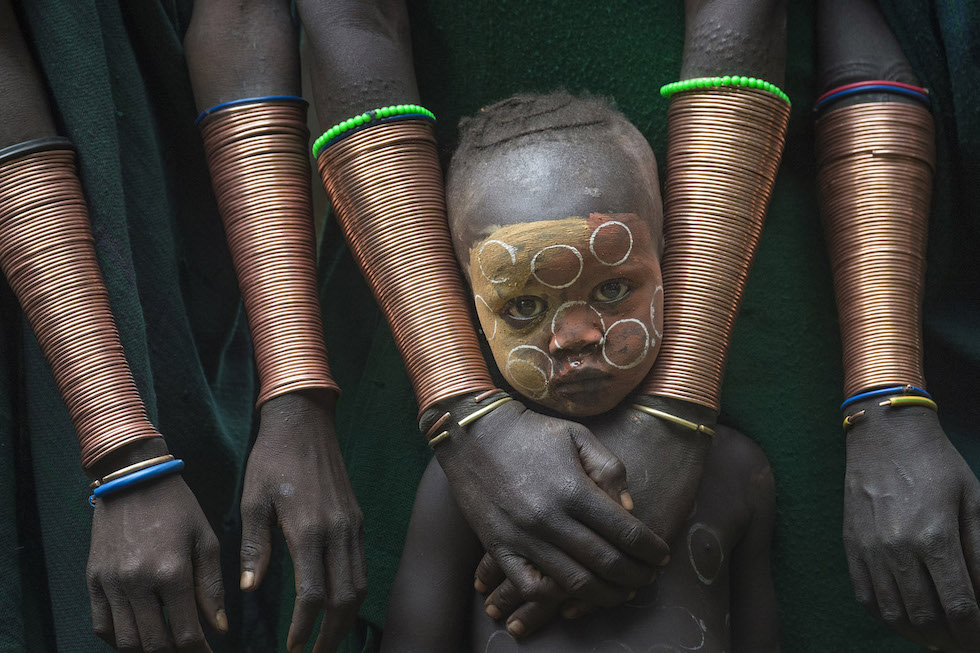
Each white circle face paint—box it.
[602,318,651,369]
[505,345,554,400]
[478,239,517,284]
[589,220,634,266]
[687,522,724,586]
[651,284,664,340]
[474,295,498,341]
[530,244,583,289]
[550,300,607,336]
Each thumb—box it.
[569,427,633,511]
[240,497,274,593]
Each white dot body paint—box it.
[478,239,517,284]
[687,522,724,586]
[505,344,554,399]
[651,284,664,340]
[474,295,498,341]
[589,220,634,266]
[530,244,583,289]
[602,318,651,369]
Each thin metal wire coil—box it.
[317,120,494,415]
[642,87,791,410]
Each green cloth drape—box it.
[1,1,976,651]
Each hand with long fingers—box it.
[433,397,672,618]
[473,397,714,638]
[87,473,227,652]
[844,398,980,653]
[239,390,366,653]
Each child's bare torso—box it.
[469,426,764,652]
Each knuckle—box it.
[327,588,359,611]
[620,522,642,548]
[144,639,175,653]
[944,597,979,622]
[173,629,206,648]
[522,495,551,527]
[154,558,187,588]
[565,572,591,596]
[240,538,266,561]
[908,609,937,627]
[294,522,328,547]
[880,608,904,625]
[600,459,626,483]
[327,514,357,538]
[201,574,225,600]
[917,526,952,553]
[199,532,220,558]
[296,584,326,607]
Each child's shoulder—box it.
[703,424,775,513]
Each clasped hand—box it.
[434,397,711,638]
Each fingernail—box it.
[507,619,525,637]
[561,605,581,620]
[474,578,488,593]
[240,570,255,591]
[215,609,228,633]
[619,490,634,512]
[290,645,304,653]
[485,603,502,620]
[659,554,671,567]
[627,590,637,601]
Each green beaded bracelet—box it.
[312,104,436,158]
[660,76,790,106]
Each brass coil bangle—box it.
[642,87,791,410]
[816,102,934,397]
[316,119,495,415]
[199,100,338,406]
[0,144,161,468]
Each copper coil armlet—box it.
[316,118,495,416]
[0,140,161,469]
[198,99,338,406]
[641,86,791,411]
[816,102,934,397]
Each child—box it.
[382,92,778,652]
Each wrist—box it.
[259,388,337,424]
[842,396,944,452]
[85,436,169,482]
[634,394,718,427]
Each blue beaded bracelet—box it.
[89,459,185,506]
[195,95,307,126]
[840,385,932,412]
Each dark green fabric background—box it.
[1,0,977,651]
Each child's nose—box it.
[550,316,604,355]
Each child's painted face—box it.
[469,212,662,416]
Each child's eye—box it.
[504,297,547,320]
[594,280,630,302]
